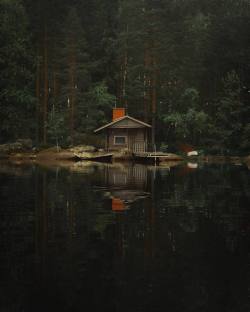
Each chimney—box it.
[112,108,126,121]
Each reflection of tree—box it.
[107,164,250,311]
[0,163,249,311]
[35,163,250,311]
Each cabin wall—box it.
[107,128,148,152]
[107,129,128,151]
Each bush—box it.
[73,132,106,148]
[159,143,168,152]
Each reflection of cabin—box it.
[104,164,148,189]
[94,164,150,212]
[112,198,126,212]
[105,164,149,212]
[94,108,151,153]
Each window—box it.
[114,136,126,145]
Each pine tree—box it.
[0,0,35,142]
[60,6,90,144]
[212,71,247,153]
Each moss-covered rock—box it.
[0,142,23,154]
[69,145,97,153]
[0,139,33,154]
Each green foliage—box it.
[241,123,250,151]
[182,88,200,108]
[162,86,209,146]
[0,0,35,142]
[211,71,247,152]
[79,82,115,133]
[163,108,208,143]
[47,108,68,146]
[0,0,249,154]
[159,142,168,152]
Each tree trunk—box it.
[43,24,48,145]
[53,67,57,99]
[36,45,41,145]
[118,25,128,109]
[68,41,76,145]
[122,50,128,109]
[151,54,157,148]
[144,44,152,123]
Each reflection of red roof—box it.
[94,115,151,133]
[112,198,125,212]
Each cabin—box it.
[94,108,151,153]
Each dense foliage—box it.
[0,0,249,153]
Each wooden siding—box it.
[110,118,145,128]
[107,128,148,152]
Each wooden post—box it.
[106,130,109,152]
[127,128,129,151]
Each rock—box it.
[245,155,250,162]
[73,152,94,159]
[113,148,134,161]
[32,147,39,153]
[39,146,62,153]
[16,139,32,150]
[70,145,97,153]
[35,146,62,161]
[245,155,250,169]
[0,139,33,154]
[0,142,23,154]
[0,145,8,154]
[0,153,8,159]
[120,148,133,156]
[187,150,198,157]
[187,162,198,169]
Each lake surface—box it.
[0,161,249,312]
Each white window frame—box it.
[114,136,127,145]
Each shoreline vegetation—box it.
[1,1,250,156]
[0,141,249,168]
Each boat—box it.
[74,153,113,163]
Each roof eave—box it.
[94,115,151,133]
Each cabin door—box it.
[129,129,146,153]
[128,130,146,153]
[132,141,146,153]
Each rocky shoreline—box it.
[0,141,249,167]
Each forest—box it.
[0,0,250,154]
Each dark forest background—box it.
[0,0,250,154]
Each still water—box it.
[0,161,249,312]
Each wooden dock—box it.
[73,151,183,165]
[134,152,183,164]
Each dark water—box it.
[0,161,249,312]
